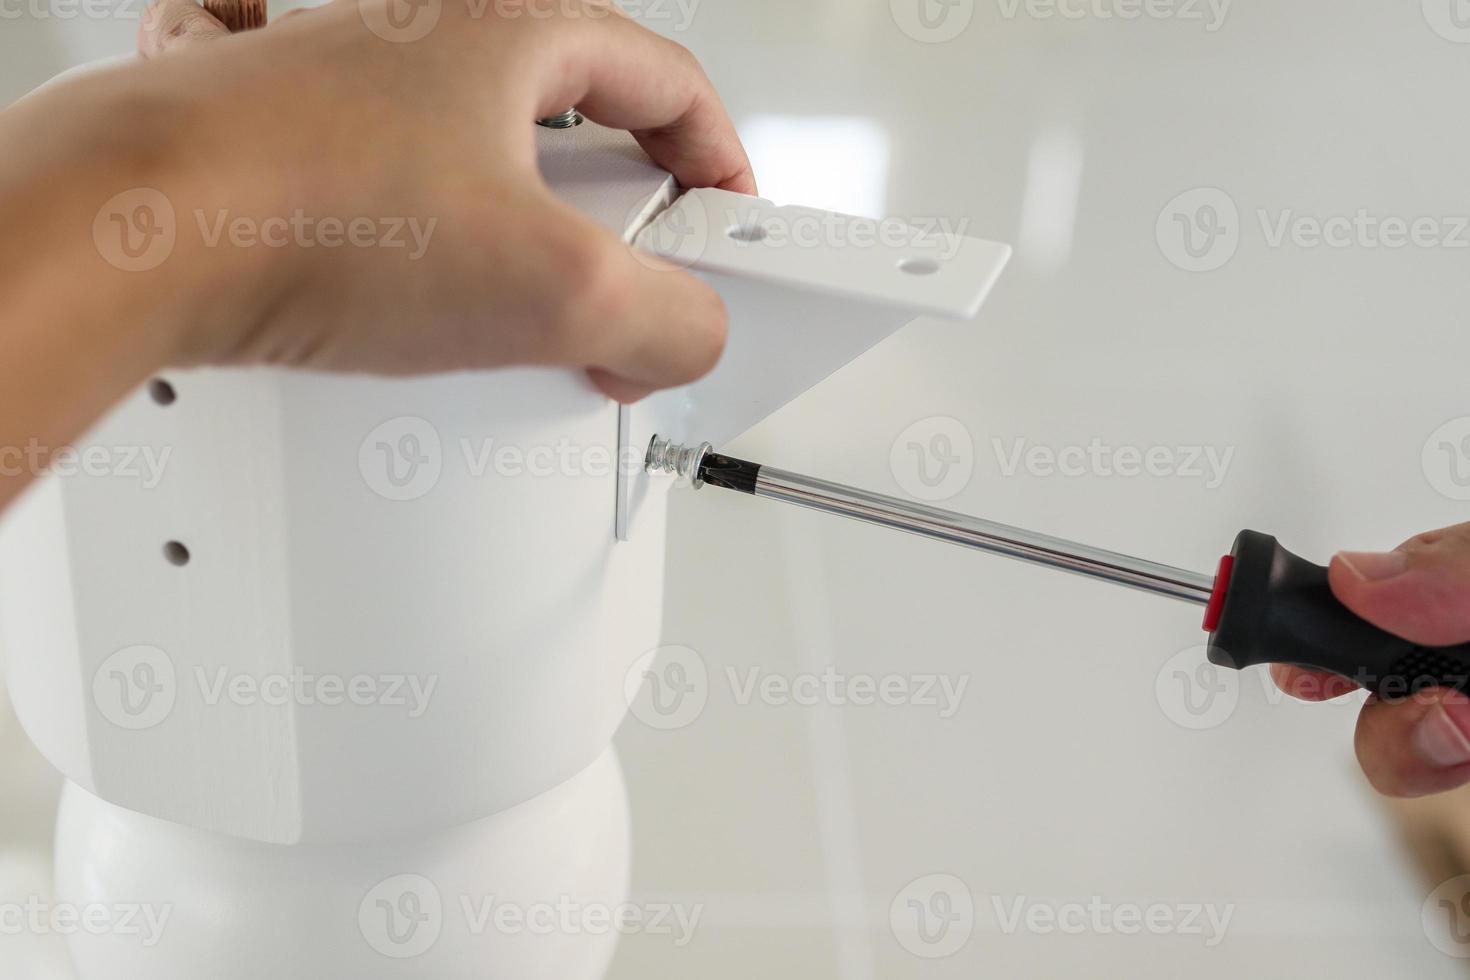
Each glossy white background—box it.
[3,0,1469,976]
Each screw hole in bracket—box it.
[148,378,177,406]
[898,257,941,276]
[727,224,768,243]
[163,541,191,567]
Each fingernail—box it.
[1413,700,1470,768]
[1337,550,1409,582]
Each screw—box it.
[645,436,711,489]
[536,108,584,130]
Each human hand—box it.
[120,0,755,401]
[1273,523,1470,797]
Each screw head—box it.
[644,436,710,489]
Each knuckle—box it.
[139,0,211,51]
[1444,522,1470,551]
[649,33,708,88]
[509,0,622,34]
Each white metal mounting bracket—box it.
[536,119,1011,542]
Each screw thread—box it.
[536,108,584,130]
[645,437,711,487]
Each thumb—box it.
[591,250,728,402]
[1330,522,1470,797]
[1330,522,1470,647]
[1354,686,1470,798]
[532,200,728,404]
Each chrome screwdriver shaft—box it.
[646,437,1216,607]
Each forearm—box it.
[0,69,242,512]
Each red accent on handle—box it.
[1202,554,1235,633]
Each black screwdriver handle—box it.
[1206,530,1470,700]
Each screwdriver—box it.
[646,437,1470,699]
